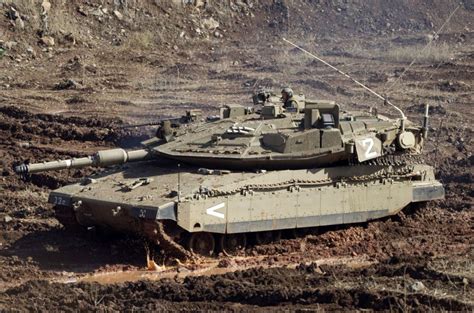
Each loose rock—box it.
[54,79,83,90]
[114,10,123,20]
[7,6,20,20]
[410,281,426,292]
[41,1,51,14]
[15,17,25,30]
[40,36,55,47]
[202,17,219,30]
[5,41,18,49]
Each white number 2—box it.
[361,138,377,159]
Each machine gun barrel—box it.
[14,148,151,174]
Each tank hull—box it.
[48,162,444,238]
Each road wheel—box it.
[188,232,215,257]
[219,233,247,255]
[255,230,281,245]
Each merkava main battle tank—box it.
[14,91,444,259]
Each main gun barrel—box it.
[14,148,151,174]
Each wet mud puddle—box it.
[77,255,375,285]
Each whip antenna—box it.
[282,38,407,129]
[384,4,461,95]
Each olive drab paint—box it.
[15,91,444,256]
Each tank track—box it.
[143,221,195,261]
[53,205,195,260]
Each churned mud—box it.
[0,0,473,311]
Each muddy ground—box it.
[0,1,473,311]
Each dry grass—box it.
[123,30,156,50]
[3,0,41,30]
[3,0,38,14]
[48,7,79,38]
[4,0,79,39]
[383,43,454,64]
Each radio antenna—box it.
[282,38,406,129]
[384,4,461,95]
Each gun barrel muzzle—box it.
[14,163,29,174]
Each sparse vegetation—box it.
[3,0,41,30]
[383,43,454,63]
[48,7,80,39]
[3,0,37,14]
[3,0,80,42]
[124,30,156,50]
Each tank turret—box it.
[150,100,428,170]
[14,99,430,175]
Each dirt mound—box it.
[1,1,472,62]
